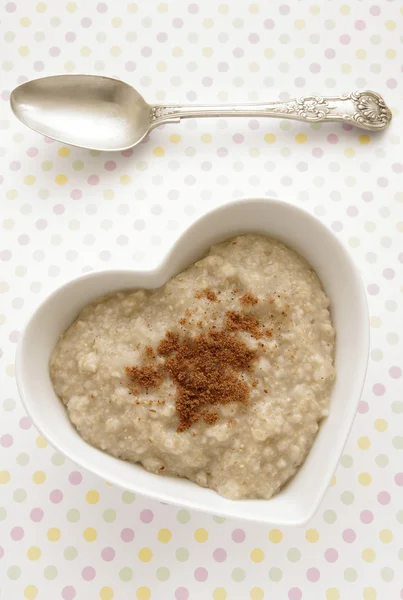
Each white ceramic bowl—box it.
[16,198,369,525]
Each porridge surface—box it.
[50,234,336,500]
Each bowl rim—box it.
[15,196,369,524]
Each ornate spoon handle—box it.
[150,90,391,132]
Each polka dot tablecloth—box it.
[1,1,402,599]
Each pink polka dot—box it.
[288,588,302,600]
[81,566,96,581]
[232,528,246,543]
[62,586,76,600]
[188,3,199,14]
[373,383,385,396]
[140,509,154,523]
[217,147,228,157]
[377,491,391,505]
[377,177,389,187]
[306,567,320,582]
[19,417,32,430]
[279,4,290,15]
[360,510,374,524]
[27,147,39,157]
[10,527,24,541]
[367,284,379,296]
[81,17,92,27]
[104,161,116,171]
[327,134,338,144]
[97,2,108,13]
[358,401,369,414]
[363,191,373,202]
[0,546,4,559]
[65,32,76,42]
[392,163,403,173]
[10,161,21,171]
[233,133,244,144]
[53,204,65,215]
[325,48,336,59]
[120,528,134,542]
[194,567,208,582]
[49,489,63,504]
[126,61,136,72]
[213,548,227,562]
[175,588,189,600]
[340,34,351,44]
[68,471,82,485]
[1,90,10,101]
[342,529,356,543]
[342,123,353,131]
[389,366,401,379]
[347,206,358,217]
[172,19,183,29]
[0,434,13,448]
[248,33,260,44]
[394,473,403,486]
[121,149,133,157]
[310,63,321,74]
[30,508,44,522]
[88,175,99,185]
[370,6,381,16]
[6,3,16,13]
[264,18,275,28]
[70,189,82,200]
[202,77,213,87]
[49,46,61,57]
[324,548,338,562]
[355,20,366,30]
[312,147,323,158]
[101,547,115,561]
[387,79,397,89]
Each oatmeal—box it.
[50,234,336,500]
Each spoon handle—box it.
[150,90,391,132]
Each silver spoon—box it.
[10,74,392,152]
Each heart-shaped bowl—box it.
[16,198,369,525]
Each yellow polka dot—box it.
[83,527,97,542]
[294,48,305,58]
[330,475,337,486]
[326,589,340,600]
[370,316,382,328]
[385,20,396,31]
[55,174,67,185]
[169,134,181,144]
[120,174,131,185]
[80,46,91,57]
[24,175,36,185]
[158,528,172,543]
[295,133,307,144]
[250,588,264,600]
[203,18,214,29]
[310,5,320,15]
[358,472,372,486]
[358,134,370,145]
[264,48,275,58]
[153,146,165,157]
[386,49,396,59]
[340,4,350,15]
[374,418,388,432]
[249,148,260,158]
[356,49,366,60]
[27,546,41,561]
[58,147,70,157]
[32,471,46,484]
[47,527,61,542]
[363,588,377,600]
[0,471,10,484]
[20,16,31,26]
[294,19,305,29]
[344,148,355,158]
[305,528,319,543]
[357,436,371,450]
[201,133,212,143]
[86,490,100,504]
[193,528,208,543]
[127,3,137,13]
[138,547,153,562]
[157,3,168,12]
[264,133,276,144]
[100,587,114,600]
[213,588,227,600]
[110,46,121,57]
[218,4,229,14]
[379,529,393,543]
[172,47,183,57]
[35,435,47,448]
[66,2,77,13]
[19,46,30,56]
[24,586,38,600]
[111,17,122,27]
[362,548,376,562]
[250,548,265,563]
[156,61,167,72]
[341,63,351,74]
[36,3,47,13]
[268,529,283,543]
[136,588,151,600]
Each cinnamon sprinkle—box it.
[240,292,258,306]
[195,288,218,302]
[125,364,164,389]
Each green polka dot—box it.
[323,510,337,524]
[287,548,301,562]
[340,454,353,468]
[66,509,80,523]
[119,567,133,582]
[156,567,170,581]
[16,452,30,466]
[72,160,84,171]
[177,509,190,524]
[89,150,101,157]
[0,507,7,521]
[344,568,357,582]
[380,567,394,582]
[392,401,403,414]
[51,453,65,466]
[4,398,16,411]
[38,189,49,200]
[396,510,403,524]
[392,436,403,449]
[13,488,27,502]
[340,491,354,505]
[398,548,403,561]
[104,189,114,200]
[213,515,226,524]
[175,547,189,562]
[375,454,389,468]
[122,491,136,504]
[41,160,53,171]
[63,546,78,561]
[232,568,246,582]
[103,509,116,522]
[311,122,322,130]
[44,565,58,580]
[269,567,282,582]
[7,566,21,580]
